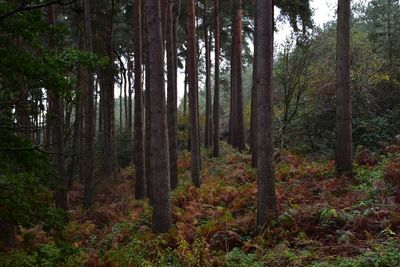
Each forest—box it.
[1,0,400,266]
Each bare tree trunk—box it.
[187,0,201,188]
[213,0,220,157]
[256,0,277,227]
[127,57,133,131]
[82,0,95,207]
[167,1,178,190]
[144,10,153,202]
[47,4,68,211]
[335,0,352,174]
[204,22,212,148]
[145,0,172,233]
[250,9,258,168]
[134,0,146,199]
[231,0,245,151]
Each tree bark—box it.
[256,0,277,227]
[146,0,172,233]
[82,0,95,207]
[212,0,220,157]
[204,21,212,148]
[250,9,258,168]
[166,1,179,190]
[134,0,146,199]
[187,0,201,188]
[335,0,352,174]
[48,4,68,211]
[231,0,245,151]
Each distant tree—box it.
[204,2,212,149]
[145,0,172,233]
[335,0,352,173]
[256,0,277,227]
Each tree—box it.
[187,0,201,188]
[166,0,179,190]
[82,0,95,207]
[134,0,146,199]
[212,0,221,158]
[145,0,172,233]
[204,3,212,149]
[48,4,68,211]
[335,0,352,174]
[250,8,258,168]
[256,0,277,227]
[230,0,245,152]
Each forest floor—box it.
[4,143,400,266]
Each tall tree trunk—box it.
[82,0,95,207]
[256,0,277,227]
[204,22,212,148]
[48,4,68,211]
[231,0,245,151]
[213,0,220,157]
[144,10,153,202]
[166,1,178,190]
[335,0,352,174]
[100,1,117,177]
[127,57,133,131]
[250,9,258,168]
[145,0,172,233]
[187,0,201,188]
[134,0,146,199]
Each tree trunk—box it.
[231,0,245,151]
[134,0,146,199]
[250,9,258,168]
[335,0,352,174]
[82,0,95,207]
[256,0,277,227]
[166,2,179,190]
[144,10,153,202]
[213,0,220,157]
[145,0,172,233]
[187,0,201,188]
[204,22,212,149]
[48,4,68,211]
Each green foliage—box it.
[0,242,87,267]
[225,248,264,267]
[312,240,400,267]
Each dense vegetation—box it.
[1,0,400,266]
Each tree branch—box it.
[0,0,77,21]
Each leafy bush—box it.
[0,243,87,267]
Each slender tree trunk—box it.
[144,10,153,202]
[134,0,146,199]
[82,0,95,207]
[187,0,201,188]
[127,57,133,131]
[145,0,172,233]
[213,0,220,157]
[204,23,212,148]
[166,2,179,190]
[335,0,352,174]
[48,4,68,211]
[231,0,245,151]
[256,0,277,227]
[250,10,258,168]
